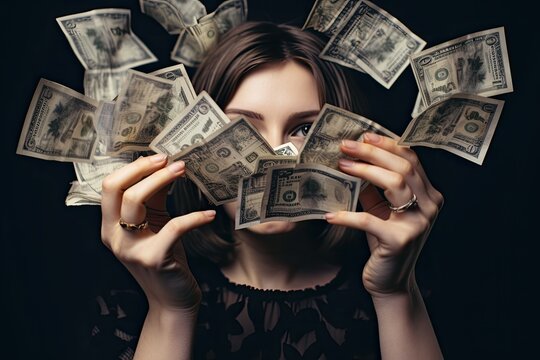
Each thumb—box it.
[156,210,216,251]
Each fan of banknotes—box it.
[15,0,513,228]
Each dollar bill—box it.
[150,63,190,81]
[150,91,230,156]
[298,103,399,169]
[65,181,101,206]
[84,68,128,101]
[150,63,197,98]
[411,92,426,119]
[93,100,116,156]
[399,93,505,165]
[324,0,361,37]
[141,0,186,34]
[105,69,193,154]
[410,27,513,107]
[140,0,206,34]
[173,117,275,205]
[188,0,247,50]
[260,164,362,223]
[254,155,298,174]
[171,28,204,67]
[236,156,297,229]
[320,0,426,89]
[17,78,99,163]
[303,0,354,36]
[56,8,157,70]
[273,142,298,156]
[172,0,247,67]
[74,153,135,195]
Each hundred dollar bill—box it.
[57,8,157,70]
[399,93,505,165]
[273,142,298,156]
[65,181,101,206]
[105,69,192,154]
[298,103,399,169]
[320,0,426,89]
[150,91,230,156]
[17,78,99,163]
[140,0,207,34]
[150,63,197,98]
[84,69,128,101]
[173,117,275,205]
[236,156,297,229]
[260,164,362,223]
[410,27,513,107]
[303,0,355,36]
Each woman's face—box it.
[223,60,321,235]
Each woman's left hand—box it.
[325,132,444,298]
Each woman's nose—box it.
[263,127,287,149]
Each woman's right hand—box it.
[100,153,216,313]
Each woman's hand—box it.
[100,153,216,313]
[325,133,444,298]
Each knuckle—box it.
[109,240,123,258]
[356,213,370,227]
[137,253,161,269]
[434,190,445,209]
[401,147,419,162]
[101,176,118,194]
[167,218,187,235]
[122,188,142,206]
[400,160,415,177]
[360,143,375,157]
[424,202,440,222]
[417,215,431,233]
[390,173,407,190]
[100,229,111,248]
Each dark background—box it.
[2,0,537,359]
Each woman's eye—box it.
[290,123,313,137]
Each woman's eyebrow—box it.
[225,108,264,120]
[225,108,320,121]
[288,110,320,121]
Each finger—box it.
[101,153,167,224]
[325,210,388,240]
[362,133,443,208]
[342,135,425,188]
[341,139,428,201]
[338,158,414,208]
[120,161,186,224]
[154,210,217,254]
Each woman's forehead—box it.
[227,61,320,110]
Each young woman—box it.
[98,21,444,359]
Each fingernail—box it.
[339,158,354,167]
[204,210,216,217]
[150,153,167,163]
[342,139,357,149]
[325,213,335,220]
[168,161,185,173]
[363,133,381,143]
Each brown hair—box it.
[171,21,364,265]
